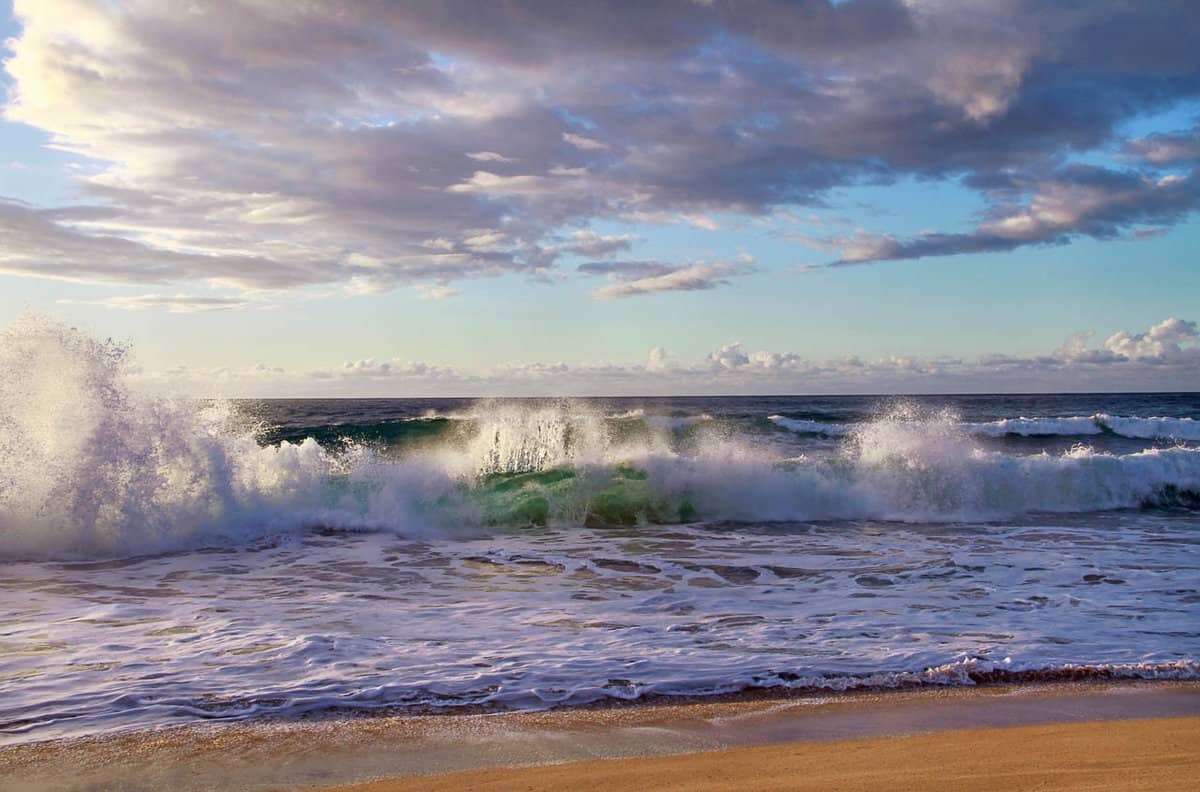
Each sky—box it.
[1,0,1199,396]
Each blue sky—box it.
[1,1,1199,395]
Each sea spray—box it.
[0,317,337,558]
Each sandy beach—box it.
[3,3,1199,791]
[3,682,1197,791]
[328,716,1199,792]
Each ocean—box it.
[1,326,1198,746]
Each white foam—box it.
[768,415,856,436]
[1098,414,1200,441]
[3,521,1196,744]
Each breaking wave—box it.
[2,317,1199,560]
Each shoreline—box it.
[2,680,1197,791]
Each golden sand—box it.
[327,716,1199,792]
[2,682,1197,791]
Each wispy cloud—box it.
[57,293,256,313]
[556,230,637,258]
[581,256,755,299]
[416,284,458,300]
[562,132,609,151]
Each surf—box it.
[2,317,1199,561]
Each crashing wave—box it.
[2,317,1199,560]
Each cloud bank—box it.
[2,0,1198,297]
[134,317,1200,397]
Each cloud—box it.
[2,0,1200,295]
[132,316,1200,397]
[0,200,319,288]
[333,358,462,380]
[446,169,586,196]
[57,293,254,313]
[1104,317,1199,362]
[466,151,516,162]
[557,230,636,258]
[826,165,1200,266]
[707,342,751,370]
[583,256,755,299]
[647,346,674,373]
[1125,127,1200,165]
[416,284,458,300]
[562,132,609,150]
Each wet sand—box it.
[2,681,1197,791]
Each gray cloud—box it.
[3,0,1200,295]
[557,231,637,258]
[0,200,316,288]
[1125,125,1200,165]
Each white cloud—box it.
[446,169,584,196]
[562,132,609,150]
[1104,317,1199,362]
[647,346,673,373]
[466,151,515,162]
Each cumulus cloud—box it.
[0,0,1196,298]
[1104,317,1199,362]
[707,342,751,371]
[646,346,674,373]
[679,317,1200,390]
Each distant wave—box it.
[769,413,1200,441]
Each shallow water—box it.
[3,510,1198,743]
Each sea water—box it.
[1,318,1197,744]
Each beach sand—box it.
[2,682,1197,791]
[329,716,1199,792]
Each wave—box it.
[2,317,1199,560]
[770,413,1200,441]
[4,657,1193,737]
